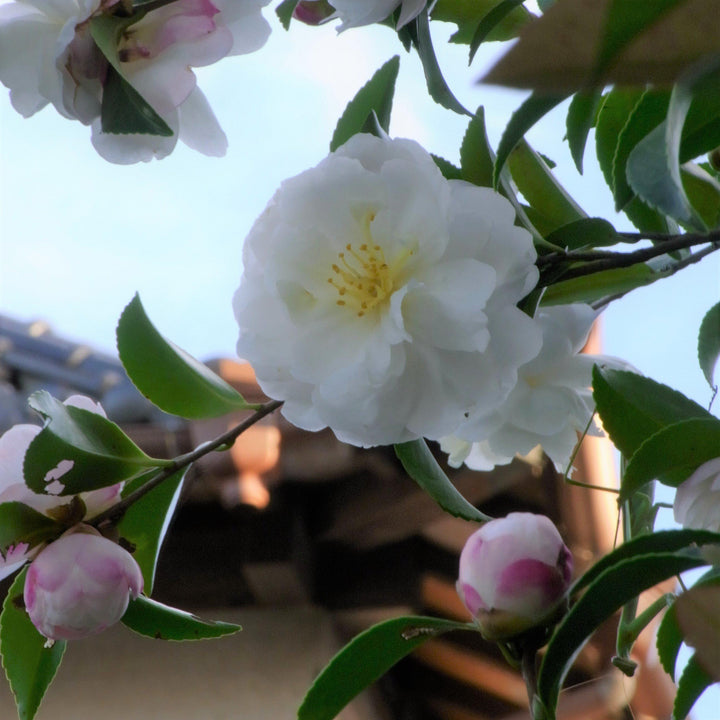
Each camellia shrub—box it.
[0,1,720,719]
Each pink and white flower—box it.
[674,457,720,533]
[24,525,143,641]
[457,513,573,641]
[233,133,541,447]
[295,0,427,30]
[0,0,271,162]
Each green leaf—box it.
[591,367,714,459]
[121,595,241,641]
[432,0,531,45]
[460,107,497,188]
[468,0,528,63]
[698,301,720,390]
[330,56,400,152]
[681,162,720,229]
[571,529,720,596]
[0,568,66,720]
[117,294,252,419]
[544,218,620,252]
[117,467,187,595]
[298,616,472,720]
[89,16,173,137]
[537,551,709,718]
[276,0,299,29]
[621,418,720,500]
[565,90,602,174]
[673,654,715,720]
[410,9,471,116]
[657,602,683,679]
[24,390,162,495]
[494,93,568,187]
[431,154,463,180]
[0,503,62,555]
[394,440,492,524]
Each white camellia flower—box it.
[674,457,720,532]
[294,0,426,29]
[442,303,625,473]
[233,133,541,447]
[0,0,271,163]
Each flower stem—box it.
[90,399,283,527]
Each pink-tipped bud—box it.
[24,526,143,641]
[293,0,335,25]
[457,513,573,641]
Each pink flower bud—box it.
[293,1,335,25]
[457,513,573,641]
[24,527,143,641]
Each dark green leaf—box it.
[431,154,463,180]
[410,10,471,116]
[276,0,299,29]
[122,595,241,641]
[460,107,497,188]
[117,294,252,419]
[0,503,61,556]
[698,301,720,390]
[24,390,162,495]
[395,440,492,524]
[572,529,720,596]
[298,616,472,720]
[90,16,173,137]
[494,93,568,188]
[538,552,708,718]
[468,0,527,63]
[620,418,720,500]
[612,88,670,210]
[0,568,66,720]
[565,90,602,174]
[592,367,714,459]
[681,62,720,161]
[544,218,620,252]
[330,56,400,152]
[117,468,187,595]
[657,602,683,679]
[432,0,531,45]
[673,654,715,720]
[681,163,720,229]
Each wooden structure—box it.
[0,314,675,720]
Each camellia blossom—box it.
[233,133,541,447]
[457,513,573,641]
[295,0,426,30]
[0,395,122,580]
[674,457,720,533]
[442,303,626,473]
[24,525,143,641]
[0,0,271,162]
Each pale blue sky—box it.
[1,8,719,716]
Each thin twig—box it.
[90,399,283,527]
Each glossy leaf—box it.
[620,418,720,500]
[330,56,399,152]
[572,529,720,596]
[0,568,66,720]
[673,654,715,720]
[468,0,527,63]
[122,595,241,641]
[493,93,568,187]
[90,16,173,137]
[657,601,683,679]
[298,615,472,720]
[592,367,714,459]
[410,10,471,116]
[565,90,602,174]
[482,0,711,91]
[0,503,61,555]
[117,467,187,595]
[544,218,620,252]
[395,440,492,524]
[117,294,252,419]
[537,552,709,718]
[698,301,720,390]
[24,391,161,494]
[675,585,720,680]
[432,0,531,45]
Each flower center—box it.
[327,214,414,318]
